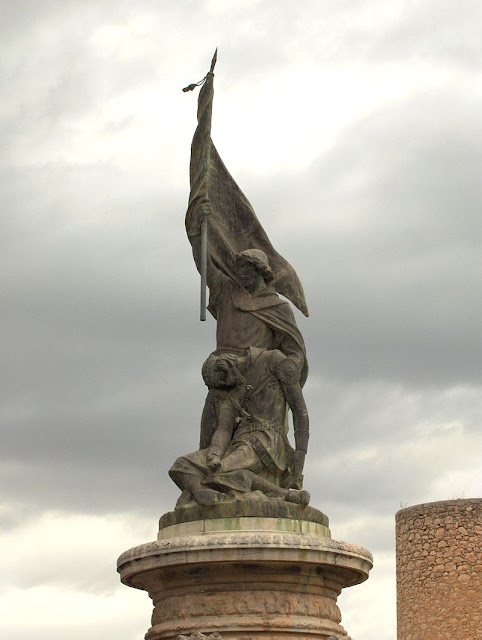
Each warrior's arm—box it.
[281,379,309,453]
[271,303,306,382]
[199,389,218,449]
[277,358,309,483]
[207,400,237,470]
[275,333,305,381]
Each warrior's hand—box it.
[189,202,211,236]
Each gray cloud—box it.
[243,89,482,386]
[371,0,482,69]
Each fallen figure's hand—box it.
[207,448,222,472]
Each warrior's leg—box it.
[169,453,205,492]
[169,452,226,506]
[250,474,310,506]
[219,441,263,473]
[205,459,310,505]
[218,442,310,505]
[249,473,286,496]
[202,443,264,494]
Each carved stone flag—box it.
[185,56,309,318]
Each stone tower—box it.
[396,498,482,639]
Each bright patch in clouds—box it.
[0,509,153,638]
[0,509,154,591]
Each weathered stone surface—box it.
[158,514,331,541]
[118,512,372,640]
[178,634,223,640]
[396,498,482,639]
[159,497,329,531]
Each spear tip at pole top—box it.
[182,49,217,92]
[210,48,218,73]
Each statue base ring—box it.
[117,500,372,640]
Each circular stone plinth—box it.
[118,529,372,589]
[118,503,372,640]
[158,514,331,541]
[118,517,372,640]
[159,496,329,531]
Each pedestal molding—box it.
[117,513,372,640]
[118,531,372,590]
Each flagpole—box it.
[184,48,217,322]
[200,218,207,321]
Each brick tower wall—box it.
[395,498,482,639]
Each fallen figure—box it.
[169,348,310,507]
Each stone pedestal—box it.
[117,500,372,640]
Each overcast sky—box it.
[1,1,481,638]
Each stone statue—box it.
[117,55,373,640]
[171,52,311,507]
